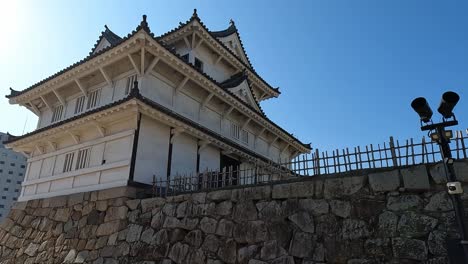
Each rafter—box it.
[75,79,87,98]
[99,67,112,86]
[191,33,196,49]
[170,127,184,143]
[195,39,204,50]
[145,57,159,75]
[201,93,214,109]
[214,54,223,65]
[39,96,52,110]
[67,131,80,144]
[198,140,210,153]
[93,122,106,137]
[241,118,251,130]
[127,54,140,75]
[27,102,40,115]
[52,89,65,105]
[183,37,191,50]
[47,141,57,151]
[222,106,234,119]
[281,143,290,155]
[35,145,44,155]
[140,47,145,76]
[175,76,189,93]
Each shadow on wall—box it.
[1,160,467,263]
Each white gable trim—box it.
[225,79,261,112]
[93,38,112,55]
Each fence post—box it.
[315,149,320,175]
[389,136,398,167]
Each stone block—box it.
[369,170,400,192]
[288,212,314,233]
[429,163,447,184]
[97,187,136,201]
[207,190,232,201]
[298,199,329,215]
[288,231,315,258]
[323,175,366,199]
[425,191,453,211]
[329,200,351,218]
[104,206,128,222]
[454,160,468,182]
[378,211,398,237]
[272,184,290,199]
[42,196,67,208]
[141,197,166,213]
[232,186,271,201]
[387,195,423,211]
[289,181,315,198]
[96,220,124,237]
[125,199,140,210]
[397,212,438,238]
[68,193,84,206]
[392,238,428,261]
[401,165,430,190]
[217,239,237,263]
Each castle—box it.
[4,10,310,201]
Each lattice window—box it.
[51,105,63,123]
[241,130,249,144]
[125,75,137,95]
[74,96,85,114]
[230,122,240,140]
[75,148,91,170]
[194,57,203,71]
[63,152,75,173]
[86,89,101,109]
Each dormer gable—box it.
[90,25,122,55]
[211,21,252,68]
[220,72,261,112]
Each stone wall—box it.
[1,161,468,264]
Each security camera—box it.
[447,182,463,195]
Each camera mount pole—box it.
[426,123,468,260]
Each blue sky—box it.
[1,1,467,152]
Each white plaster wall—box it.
[143,74,174,108]
[19,130,134,201]
[200,107,221,133]
[176,93,200,121]
[199,145,220,172]
[256,138,268,156]
[134,116,170,184]
[171,133,197,176]
[191,45,232,82]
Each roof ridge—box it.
[89,25,122,55]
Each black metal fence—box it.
[151,129,468,197]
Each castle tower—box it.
[4,12,310,201]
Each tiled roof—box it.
[89,25,123,55]
[158,9,280,95]
[5,85,309,157]
[5,15,309,150]
[5,16,152,99]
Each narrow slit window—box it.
[51,105,64,123]
[241,130,249,144]
[74,96,85,114]
[87,89,101,109]
[181,54,189,63]
[194,57,203,71]
[125,75,137,95]
[230,123,240,140]
[63,152,75,173]
[76,148,91,170]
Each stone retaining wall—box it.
[1,161,468,263]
